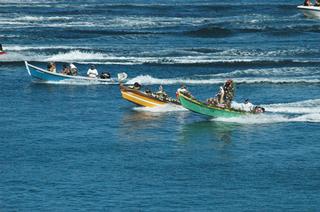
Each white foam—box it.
[126,75,320,85]
[45,50,107,62]
[15,16,72,21]
[6,45,91,51]
[133,104,187,113]
[263,99,320,114]
[203,67,320,78]
[214,113,320,124]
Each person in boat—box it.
[87,65,99,78]
[176,84,192,98]
[206,96,219,105]
[0,44,3,52]
[128,82,142,90]
[100,72,111,79]
[315,0,320,6]
[156,85,168,100]
[304,0,312,6]
[253,106,265,113]
[231,100,265,113]
[69,63,78,76]
[224,80,235,105]
[47,62,56,73]
[241,99,254,112]
[61,64,71,75]
[216,86,225,104]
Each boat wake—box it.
[214,113,320,124]
[214,99,320,124]
[263,99,320,114]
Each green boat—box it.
[178,92,253,118]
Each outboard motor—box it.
[100,72,111,79]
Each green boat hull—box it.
[178,93,246,118]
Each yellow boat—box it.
[120,84,180,107]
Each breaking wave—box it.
[126,75,320,85]
[46,50,107,62]
[2,47,320,67]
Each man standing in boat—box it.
[304,0,312,6]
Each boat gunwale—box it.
[297,5,320,11]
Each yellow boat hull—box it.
[120,88,165,108]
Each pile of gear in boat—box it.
[176,80,265,113]
[47,62,111,79]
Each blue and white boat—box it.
[25,61,127,84]
[297,5,320,19]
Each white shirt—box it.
[177,87,187,93]
[87,68,98,78]
[219,87,224,95]
[242,102,254,112]
[70,64,77,69]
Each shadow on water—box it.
[178,120,239,147]
[118,108,188,142]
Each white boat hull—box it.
[297,5,320,18]
[25,61,120,84]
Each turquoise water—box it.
[1,0,320,211]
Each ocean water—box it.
[1,0,320,211]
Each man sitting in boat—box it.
[208,80,234,108]
[206,87,225,108]
[217,86,225,104]
[315,0,320,6]
[61,64,71,75]
[304,0,312,6]
[242,99,254,112]
[231,99,265,113]
[69,63,78,76]
[176,84,192,98]
[87,65,99,78]
[47,62,56,73]
[128,82,142,90]
[100,72,111,79]
[155,85,168,100]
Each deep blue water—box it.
[1,0,320,211]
